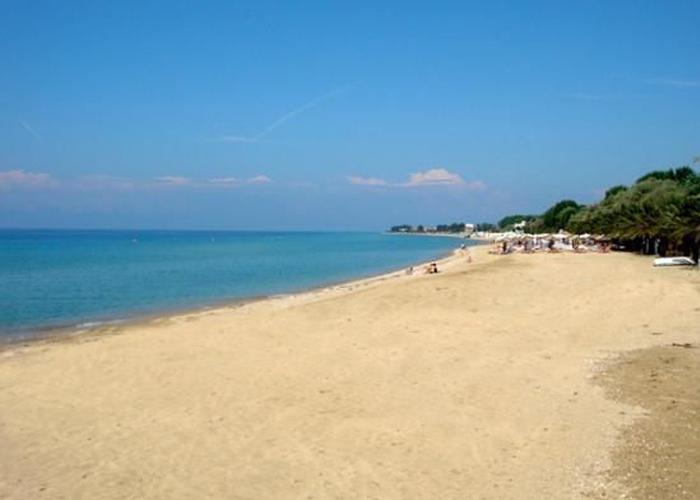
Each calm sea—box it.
[0,229,472,339]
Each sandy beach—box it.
[1,246,698,499]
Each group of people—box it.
[405,243,474,276]
[405,261,440,276]
[489,237,611,255]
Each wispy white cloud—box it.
[348,176,389,186]
[207,175,272,187]
[247,175,271,184]
[646,78,700,88]
[0,171,273,192]
[155,176,193,186]
[208,177,240,185]
[216,86,348,143]
[348,168,486,190]
[0,169,56,189]
[19,120,41,139]
[404,168,466,187]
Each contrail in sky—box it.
[220,85,349,143]
[20,120,41,139]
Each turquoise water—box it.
[0,230,471,339]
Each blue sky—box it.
[1,0,698,230]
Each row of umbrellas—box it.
[492,231,607,242]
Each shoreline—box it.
[2,246,697,499]
[0,243,476,351]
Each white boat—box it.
[653,257,696,267]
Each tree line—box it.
[388,222,501,233]
[498,165,700,260]
[389,223,468,233]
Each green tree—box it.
[567,167,699,258]
[604,185,627,200]
[541,200,582,232]
[476,222,497,232]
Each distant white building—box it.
[464,223,475,234]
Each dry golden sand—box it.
[1,247,698,499]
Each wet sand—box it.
[1,247,698,499]
[594,344,700,499]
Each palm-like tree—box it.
[564,166,699,259]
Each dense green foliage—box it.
[568,166,700,258]
[389,220,522,234]
[539,200,583,232]
[389,222,470,233]
[436,223,466,233]
[499,200,584,233]
[604,185,628,199]
[476,222,497,232]
[495,165,699,259]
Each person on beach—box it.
[464,246,472,263]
